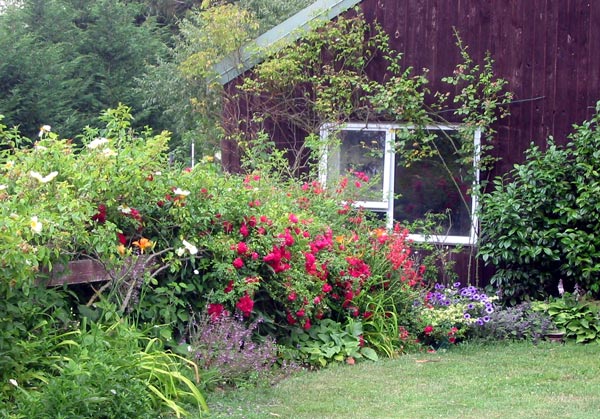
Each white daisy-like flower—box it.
[87,137,109,149]
[173,188,190,196]
[30,170,58,183]
[30,216,43,234]
[0,184,7,190]
[38,125,51,137]
[182,239,198,255]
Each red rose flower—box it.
[424,325,434,336]
[236,293,254,317]
[117,232,127,245]
[232,257,244,269]
[303,318,312,330]
[207,303,225,320]
[224,280,234,293]
[236,242,248,254]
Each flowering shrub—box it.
[184,171,426,342]
[415,282,497,348]
[1,106,427,359]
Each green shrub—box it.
[479,101,600,302]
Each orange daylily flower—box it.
[132,237,153,254]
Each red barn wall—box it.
[222,0,600,285]
[360,0,600,177]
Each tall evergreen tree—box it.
[0,0,168,139]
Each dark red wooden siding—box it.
[360,0,600,176]
[222,0,600,284]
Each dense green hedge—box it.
[479,102,600,303]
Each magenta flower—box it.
[236,293,254,317]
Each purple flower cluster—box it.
[427,282,496,326]
[187,312,278,386]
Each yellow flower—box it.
[132,237,153,254]
[117,244,126,256]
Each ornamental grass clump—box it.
[416,282,497,348]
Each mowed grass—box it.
[198,341,600,419]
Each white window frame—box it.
[319,122,481,245]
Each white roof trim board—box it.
[213,0,362,85]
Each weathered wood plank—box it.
[47,259,111,286]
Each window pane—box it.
[327,129,386,202]
[393,130,472,236]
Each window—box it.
[319,122,481,245]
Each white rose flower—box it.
[87,137,110,149]
[38,125,51,137]
[30,170,58,183]
[30,216,43,234]
[173,188,190,196]
[182,239,198,255]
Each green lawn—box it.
[197,341,600,419]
